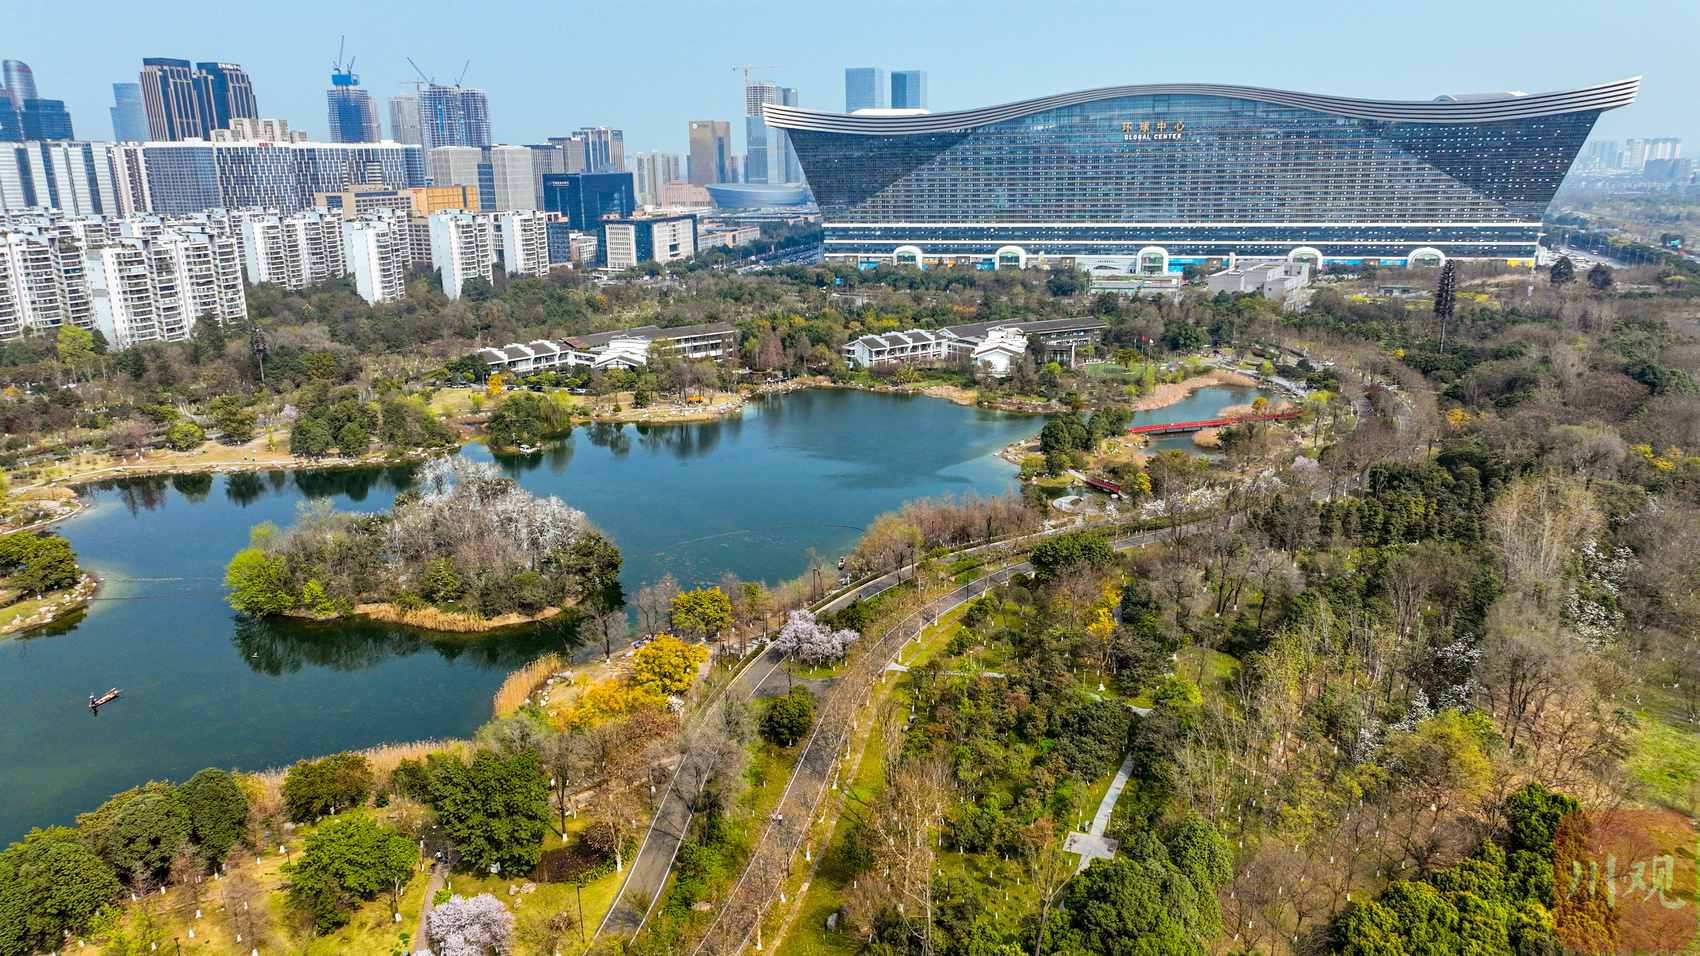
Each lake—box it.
[0,389,1043,841]
[0,384,1264,841]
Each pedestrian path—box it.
[1062,751,1136,872]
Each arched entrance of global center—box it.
[1135,246,1169,275]
[1407,247,1445,268]
[995,246,1027,269]
[1288,247,1324,267]
[893,245,922,267]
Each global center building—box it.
[763,79,1638,274]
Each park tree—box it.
[0,828,121,956]
[0,532,80,593]
[285,816,417,934]
[223,549,296,614]
[56,325,96,380]
[281,752,374,822]
[772,609,859,664]
[207,396,256,444]
[106,791,190,879]
[428,894,516,956]
[762,687,816,746]
[163,421,205,451]
[1549,255,1576,284]
[630,635,709,696]
[553,532,624,600]
[428,749,551,875]
[1586,263,1615,290]
[177,768,249,862]
[670,587,732,641]
[1030,530,1117,584]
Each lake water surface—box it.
[0,384,1263,841]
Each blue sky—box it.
[8,0,1694,154]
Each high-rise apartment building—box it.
[0,230,91,339]
[342,217,409,304]
[891,71,928,110]
[1622,138,1649,170]
[139,59,258,141]
[78,231,244,347]
[327,69,381,143]
[632,151,682,206]
[389,94,422,145]
[428,211,495,299]
[240,211,346,289]
[845,68,887,112]
[419,85,491,150]
[1648,138,1682,162]
[688,121,730,186]
[497,210,549,277]
[111,83,149,141]
[137,140,425,214]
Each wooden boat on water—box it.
[88,688,121,709]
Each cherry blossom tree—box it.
[426,893,514,956]
[772,609,859,664]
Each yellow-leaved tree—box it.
[558,679,656,728]
[630,635,708,697]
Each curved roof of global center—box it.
[762,78,1640,134]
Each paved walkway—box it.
[412,864,446,953]
[1064,751,1136,872]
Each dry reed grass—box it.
[493,652,565,715]
[1192,428,1223,449]
[1217,398,1293,419]
[246,737,471,792]
[1209,368,1259,388]
[352,603,563,632]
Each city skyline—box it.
[2,0,1693,159]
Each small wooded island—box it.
[223,457,620,631]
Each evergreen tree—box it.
[1549,255,1576,284]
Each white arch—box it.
[1407,247,1446,268]
[893,245,923,267]
[1287,246,1324,264]
[1135,246,1170,275]
[994,245,1027,269]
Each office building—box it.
[632,150,682,206]
[575,127,624,174]
[479,321,738,374]
[891,71,928,111]
[194,63,258,132]
[240,211,346,289]
[3,61,37,103]
[111,83,149,141]
[389,93,422,145]
[141,140,425,214]
[18,99,74,141]
[314,183,474,219]
[429,145,537,211]
[846,68,887,113]
[327,69,381,143]
[429,211,495,299]
[0,60,75,143]
[0,141,122,215]
[744,82,798,185]
[210,117,305,142]
[419,85,491,150]
[342,217,409,304]
[137,58,258,141]
[498,210,549,277]
[543,172,635,232]
[688,120,730,185]
[601,213,695,270]
[139,59,203,140]
[766,79,1638,270]
[842,317,1104,370]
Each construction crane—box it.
[406,57,434,86]
[455,60,471,86]
[732,64,787,85]
[331,36,355,79]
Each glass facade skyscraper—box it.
[111,83,149,141]
[890,71,927,111]
[845,68,886,113]
[327,71,381,143]
[766,80,1639,270]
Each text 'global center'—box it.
[764,79,1639,273]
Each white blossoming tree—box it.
[426,893,514,956]
[772,609,859,665]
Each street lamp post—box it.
[576,882,587,944]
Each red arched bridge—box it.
[1126,409,1300,436]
